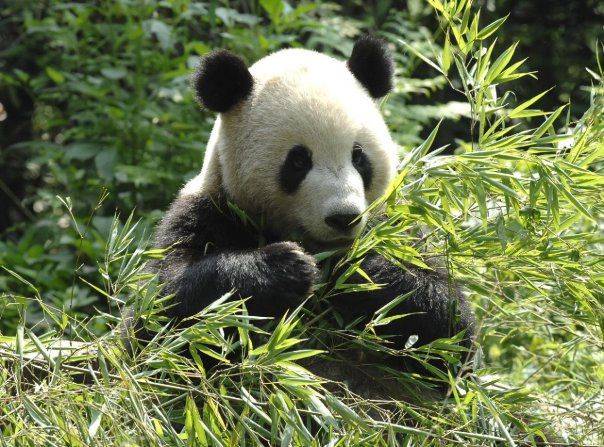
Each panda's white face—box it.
[185,48,398,250]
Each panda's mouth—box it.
[303,235,356,253]
[289,226,357,253]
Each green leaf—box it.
[88,405,103,439]
[552,178,594,220]
[185,395,208,445]
[272,349,324,363]
[466,9,480,51]
[143,19,173,50]
[101,67,127,80]
[459,1,472,32]
[475,177,488,225]
[95,149,118,180]
[426,0,444,12]
[477,40,497,82]
[476,15,508,40]
[486,42,518,84]
[64,143,101,161]
[398,39,444,75]
[45,66,65,84]
[374,291,414,320]
[509,88,552,118]
[534,105,567,137]
[260,0,284,23]
[442,33,452,74]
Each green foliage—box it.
[1,0,603,445]
[0,0,445,325]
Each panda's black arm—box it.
[152,194,317,320]
[158,243,317,319]
[330,252,474,350]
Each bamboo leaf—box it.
[509,88,552,118]
[398,39,444,75]
[442,32,452,74]
[486,42,518,83]
[476,15,508,40]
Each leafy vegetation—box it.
[1,0,603,445]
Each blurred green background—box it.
[0,0,601,330]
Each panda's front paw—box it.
[261,242,319,300]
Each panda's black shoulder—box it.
[154,192,257,253]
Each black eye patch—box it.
[279,145,313,194]
[352,142,372,189]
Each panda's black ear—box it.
[347,35,394,99]
[192,50,254,113]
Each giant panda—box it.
[150,36,475,379]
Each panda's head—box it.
[188,36,398,250]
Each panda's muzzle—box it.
[324,212,362,233]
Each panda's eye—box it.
[352,142,372,189]
[287,144,312,171]
[280,145,313,194]
[352,143,366,168]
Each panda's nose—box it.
[324,213,361,232]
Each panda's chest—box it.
[195,195,285,253]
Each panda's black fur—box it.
[140,36,475,378]
[347,35,394,99]
[154,193,319,319]
[279,144,315,194]
[191,50,254,113]
[155,191,474,348]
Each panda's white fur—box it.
[182,48,398,247]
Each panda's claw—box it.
[260,242,319,299]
